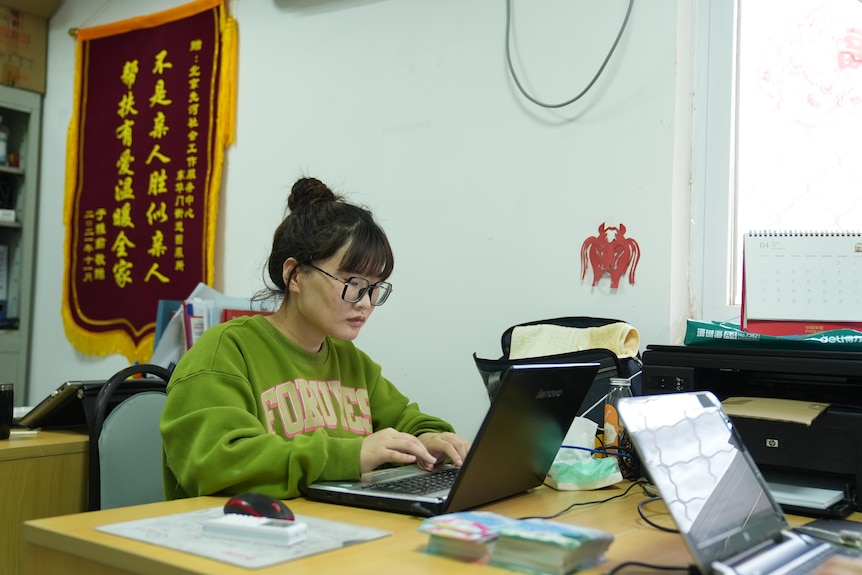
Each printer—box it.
[641,344,862,517]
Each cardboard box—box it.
[3,1,62,19]
[0,1,62,93]
[0,7,46,93]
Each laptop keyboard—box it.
[772,543,862,575]
[774,544,839,575]
[361,467,460,495]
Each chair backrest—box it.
[88,364,172,511]
[98,392,167,509]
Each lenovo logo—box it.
[536,388,563,399]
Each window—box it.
[695,0,862,324]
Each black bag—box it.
[473,316,642,424]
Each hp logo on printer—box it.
[765,438,779,448]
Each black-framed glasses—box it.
[306,263,393,306]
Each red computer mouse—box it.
[223,492,295,520]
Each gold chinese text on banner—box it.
[62,0,237,363]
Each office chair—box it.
[88,363,172,511]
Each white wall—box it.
[32,0,692,440]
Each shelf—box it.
[0,86,41,397]
[0,165,23,176]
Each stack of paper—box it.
[419,511,614,574]
[767,481,844,511]
[491,519,614,575]
[419,511,518,564]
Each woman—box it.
[160,177,470,499]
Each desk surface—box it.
[0,428,88,462]
[24,483,695,575]
[26,481,851,575]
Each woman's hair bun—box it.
[288,177,337,211]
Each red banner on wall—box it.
[62,0,236,363]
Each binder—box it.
[154,299,183,348]
[182,297,214,350]
[741,231,862,335]
[220,308,272,322]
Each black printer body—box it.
[641,344,862,516]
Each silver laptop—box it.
[618,391,860,575]
[305,362,600,517]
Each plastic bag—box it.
[544,417,623,491]
[684,320,862,352]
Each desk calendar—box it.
[741,231,862,329]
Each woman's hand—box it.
[417,432,472,470]
[359,429,472,473]
[359,428,437,473]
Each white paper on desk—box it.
[97,507,391,569]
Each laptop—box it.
[617,391,861,575]
[305,362,600,517]
[16,378,167,429]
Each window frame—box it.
[692,0,738,324]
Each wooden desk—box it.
[24,483,693,575]
[0,428,89,575]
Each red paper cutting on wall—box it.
[580,223,640,288]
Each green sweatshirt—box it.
[159,314,454,500]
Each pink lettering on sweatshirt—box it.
[260,379,372,438]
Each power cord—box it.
[559,445,633,459]
[519,478,652,521]
[593,431,640,481]
[505,0,635,108]
[637,495,679,534]
[604,561,697,575]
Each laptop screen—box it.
[618,392,788,569]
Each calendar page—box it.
[742,232,862,323]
